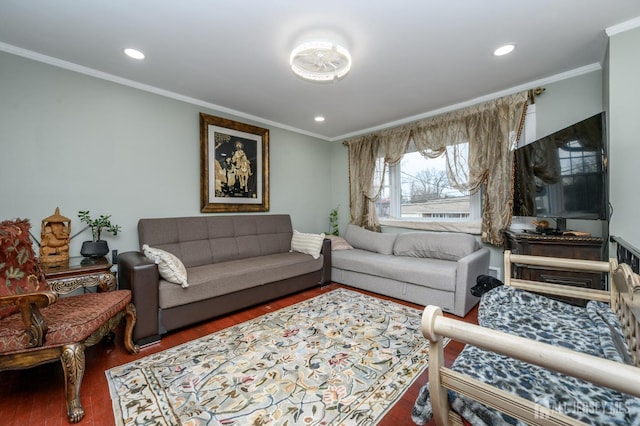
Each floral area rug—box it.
[106,288,446,425]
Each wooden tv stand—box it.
[503,230,606,305]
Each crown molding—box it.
[0,42,330,141]
[606,16,640,36]
[0,41,605,144]
[333,63,602,142]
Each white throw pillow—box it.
[142,244,189,288]
[290,230,325,259]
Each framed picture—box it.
[200,113,270,212]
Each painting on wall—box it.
[200,113,270,212]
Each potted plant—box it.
[77,210,122,258]
[328,205,339,236]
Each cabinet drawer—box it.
[525,244,601,260]
[503,230,606,306]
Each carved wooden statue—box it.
[40,207,70,265]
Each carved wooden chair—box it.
[0,218,140,423]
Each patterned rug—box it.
[106,288,446,425]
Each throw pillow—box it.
[393,231,479,261]
[0,218,50,319]
[344,224,397,255]
[290,230,325,259]
[325,235,353,251]
[142,244,189,288]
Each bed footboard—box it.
[421,252,640,425]
[503,250,612,302]
[422,305,640,425]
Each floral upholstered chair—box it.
[0,218,139,423]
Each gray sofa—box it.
[118,214,330,345]
[331,225,489,317]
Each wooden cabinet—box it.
[42,256,116,297]
[503,230,606,305]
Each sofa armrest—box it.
[117,251,161,345]
[320,238,331,284]
[453,247,490,316]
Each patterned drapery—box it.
[345,91,528,245]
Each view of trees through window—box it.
[374,144,475,221]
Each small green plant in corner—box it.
[329,205,340,236]
[78,210,122,242]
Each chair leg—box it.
[124,302,141,354]
[60,343,85,423]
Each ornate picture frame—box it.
[200,113,270,212]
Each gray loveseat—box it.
[331,225,489,317]
[118,214,330,345]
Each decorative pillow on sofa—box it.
[393,231,479,261]
[290,230,325,259]
[0,218,50,319]
[142,244,189,288]
[325,235,353,251]
[344,224,397,255]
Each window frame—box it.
[377,143,482,234]
[377,104,535,234]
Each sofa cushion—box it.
[344,224,397,255]
[332,249,458,292]
[159,252,323,309]
[290,230,325,259]
[138,215,294,268]
[393,231,478,261]
[142,244,189,288]
[0,290,131,354]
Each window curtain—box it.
[345,91,528,245]
[346,128,410,229]
[346,134,382,229]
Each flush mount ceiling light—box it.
[290,41,352,83]
[493,44,515,56]
[123,48,145,60]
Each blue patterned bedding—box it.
[412,286,640,425]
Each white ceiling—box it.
[1,1,639,141]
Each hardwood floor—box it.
[0,283,478,425]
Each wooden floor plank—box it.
[0,283,476,425]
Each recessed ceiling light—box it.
[290,41,352,83]
[315,116,325,122]
[493,44,515,56]
[123,48,145,60]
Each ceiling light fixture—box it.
[123,48,145,60]
[290,41,352,83]
[314,116,325,122]
[493,44,515,56]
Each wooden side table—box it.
[41,256,116,297]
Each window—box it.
[374,105,535,233]
[374,141,481,231]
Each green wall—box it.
[0,51,332,255]
[535,70,604,139]
[3,37,635,266]
[608,26,640,249]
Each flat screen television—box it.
[512,112,608,230]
